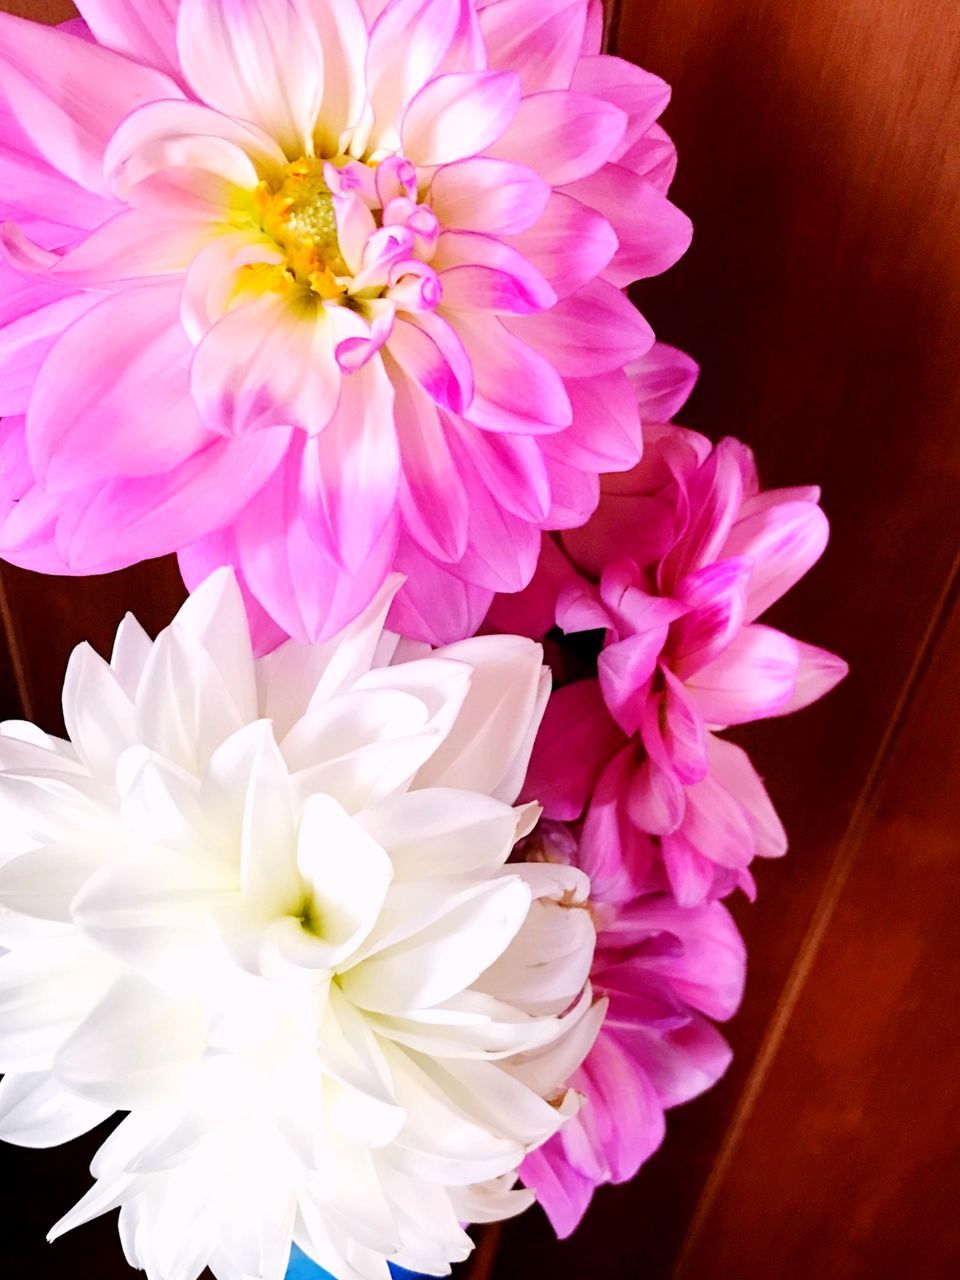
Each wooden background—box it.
[2,2,960,1278]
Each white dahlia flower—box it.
[0,570,599,1280]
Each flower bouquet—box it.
[0,2,845,1278]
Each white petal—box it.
[174,568,258,724]
[0,1070,111,1147]
[237,723,300,917]
[73,847,235,970]
[340,875,531,1013]
[356,788,522,880]
[177,0,325,157]
[298,794,393,960]
[110,612,153,698]
[412,636,549,801]
[256,576,403,739]
[0,938,114,1073]
[386,1045,523,1185]
[54,973,205,1108]
[477,869,595,1017]
[0,841,108,923]
[135,624,247,773]
[62,642,136,779]
[504,988,604,1096]
[47,1172,132,1243]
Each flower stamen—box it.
[255,158,349,300]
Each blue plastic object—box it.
[286,1244,430,1280]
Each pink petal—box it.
[177,0,325,157]
[598,559,685,635]
[231,453,400,644]
[627,342,699,424]
[191,293,342,437]
[626,757,685,836]
[52,210,216,288]
[659,831,722,908]
[670,557,751,678]
[621,897,746,1021]
[441,432,544,592]
[488,90,627,185]
[299,356,400,573]
[311,0,368,154]
[180,230,283,343]
[563,165,691,287]
[365,0,468,144]
[522,678,624,820]
[708,736,787,859]
[451,423,551,523]
[478,0,587,94]
[520,1140,595,1241]
[0,13,180,197]
[508,279,654,377]
[578,1030,666,1181]
[392,373,469,563]
[641,666,709,785]
[599,633,666,736]
[388,535,494,645]
[504,192,617,299]
[570,56,671,159]
[631,1016,733,1109]
[74,0,182,82]
[769,640,848,716]
[685,624,800,725]
[722,492,830,621]
[433,230,557,313]
[0,111,111,235]
[27,284,209,492]
[56,430,291,573]
[583,0,605,55]
[0,291,98,417]
[561,485,675,583]
[386,312,474,414]
[484,533,579,641]
[580,746,657,905]
[678,769,757,872]
[658,437,745,590]
[619,122,678,191]
[451,312,572,433]
[401,70,521,167]
[559,370,643,471]
[429,158,550,235]
[538,447,601,531]
[555,578,611,634]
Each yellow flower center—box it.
[254,157,349,300]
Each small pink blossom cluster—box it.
[490,353,846,1232]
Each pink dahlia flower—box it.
[0,0,690,648]
[517,820,745,1237]
[490,395,848,905]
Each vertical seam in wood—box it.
[671,539,960,1278]
[0,568,34,721]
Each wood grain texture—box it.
[3,0,75,19]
